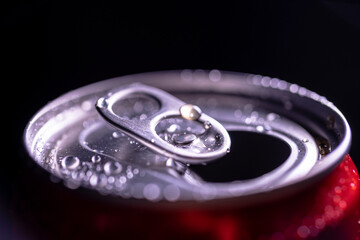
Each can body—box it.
[22,70,359,239]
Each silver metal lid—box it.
[24,70,351,205]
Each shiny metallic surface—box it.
[95,83,231,163]
[24,70,351,205]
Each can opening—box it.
[189,131,291,182]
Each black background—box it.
[3,1,360,238]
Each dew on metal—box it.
[167,124,180,133]
[143,183,161,201]
[104,162,122,175]
[61,156,80,170]
[163,184,181,201]
[204,121,212,130]
[91,155,102,163]
[173,133,197,145]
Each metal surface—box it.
[95,83,231,163]
[24,70,351,205]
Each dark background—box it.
[2,1,360,238]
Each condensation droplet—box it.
[289,84,299,93]
[173,133,197,145]
[163,185,180,201]
[234,109,242,118]
[302,138,309,143]
[180,69,192,81]
[298,87,307,96]
[143,183,161,201]
[277,80,288,90]
[64,180,80,189]
[108,176,115,184]
[90,175,98,186]
[256,125,265,132]
[91,155,101,163]
[139,113,147,120]
[261,77,271,87]
[167,124,180,133]
[297,225,310,238]
[266,113,279,121]
[209,69,221,82]
[112,131,121,138]
[81,100,92,111]
[131,183,145,199]
[204,121,212,130]
[104,161,122,175]
[61,156,80,170]
[119,176,127,184]
[127,171,134,179]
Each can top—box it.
[24,70,351,206]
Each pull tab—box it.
[96,83,231,164]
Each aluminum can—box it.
[24,70,359,239]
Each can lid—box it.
[24,70,351,205]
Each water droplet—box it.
[97,97,108,108]
[181,69,192,81]
[108,176,115,184]
[163,185,180,201]
[104,161,122,175]
[61,156,80,170]
[209,69,221,82]
[256,125,265,132]
[204,121,212,130]
[64,180,80,189]
[245,117,252,124]
[133,101,143,113]
[180,104,202,121]
[302,138,309,143]
[86,170,93,177]
[289,84,299,93]
[167,124,180,133]
[277,80,287,90]
[226,148,230,153]
[127,172,134,179]
[81,100,92,111]
[133,168,139,174]
[234,109,242,118]
[139,113,147,120]
[143,183,161,201]
[297,225,310,238]
[266,113,279,121]
[90,175,98,186]
[112,131,121,138]
[298,87,307,96]
[261,76,271,87]
[173,133,197,145]
[91,155,101,163]
[119,176,127,184]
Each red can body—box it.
[11,155,360,240]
